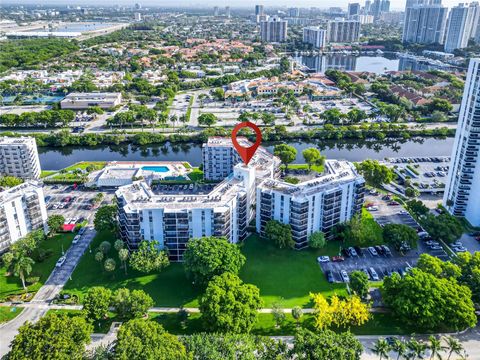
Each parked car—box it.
[56,256,66,267]
[72,235,81,244]
[381,245,392,256]
[388,201,400,206]
[362,268,371,279]
[368,247,378,256]
[78,227,86,235]
[367,206,379,211]
[369,267,380,281]
[374,245,385,256]
[348,247,358,257]
[326,270,335,283]
[317,256,330,263]
[332,256,345,262]
[340,270,350,283]
[426,241,440,246]
[430,245,443,250]
[453,246,467,252]
[354,246,363,256]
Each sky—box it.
[3,0,466,11]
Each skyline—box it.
[3,0,469,12]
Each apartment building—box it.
[0,181,48,253]
[0,137,41,179]
[326,20,361,43]
[444,3,477,52]
[444,58,480,226]
[256,160,365,249]
[402,5,448,44]
[116,165,256,261]
[303,26,328,49]
[260,16,288,43]
[202,137,281,181]
[60,92,122,110]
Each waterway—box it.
[26,22,117,33]
[294,53,454,74]
[38,137,455,170]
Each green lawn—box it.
[0,233,74,301]
[64,232,349,308]
[40,170,57,178]
[187,168,204,182]
[50,161,107,182]
[0,306,23,323]
[239,234,347,307]
[283,163,324,174]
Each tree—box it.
[93,205,117,232]
[356,160,395,187]
[114,319,189,360]
[198,113,217,127]
[273,143,297,170]
[129,240,169,273]
[382,223,419,251]
[13,255,34,291]
[422,213,463,244]
[417,253,461,279]
[292,306,303,326]
[302,148,324,171]
[310,292,333,330]
[264,220,294,249]
[391,338,408,360]
[272,303,286,328]
[7,313,92,360]
[292,328,363,360]
[104,258,116,273]
[330,294,370,328]
[453,251,480,302]
[95,251,104,263]
[112,288,154,319]
[114,239,124,251]
[118,248,129,275]
[0,176,23,188]
[183,236,246,287]
[407,199,429,217]
[350,270,369,299]
[444,336,463,360]
[83,286,112,321]
[200,272,262,333]
[47,215,65,236]
[99,241,111,254]
[308,231,326,249]
[382,270,476,331]
[428,335,446,360]
[371,338,391,360]
[407,338,427,360]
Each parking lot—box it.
[43,185,115,224]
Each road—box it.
[0,228,96,357]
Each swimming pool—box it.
[141,166,169,173]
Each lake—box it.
[38,137,455,170]
[27,22,117,33]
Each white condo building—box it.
[444,58,480,226]
[256,160,365,248]
[303,26,328,49]
[444,3,476,53]
[326,20,361,43]
[402,5,448,44]
[0,137,41,179]
[116,165,256,261]
[202,137,281,181]
[260,16,288,43]
[0,181,48,253]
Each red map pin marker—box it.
[231,121,262,165]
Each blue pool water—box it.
[141,166,169,173]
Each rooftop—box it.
[0,181,42,204]
[0,136,36,146]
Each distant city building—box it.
[214,6,219,16]
[444,3,476,52]
[0,137,41,179]
[352,14,375,24]
[402,5,448,44]
[365,0,372,14]
[303,26,328,48]
[326,20,361,43]
[60,92,122,110]
[255,4,264,16]
[348,3,361,17]
[379,11,404,24]
[381,0,390,13]
[0,181,48,254]
[444,58,480,226]
[134,12,142,21]
[226,6,231,18]
[256,160,365,248]
[289,7,300,17]
[260,16,288,43]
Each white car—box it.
[341,270,350,283]
[425,240,440,246]
[430,245,443,250]
[369,267,380,281]
[368,247,378,256]
[348,247,358,257]
[367,206,379,211]
[55,256,66,267]
[452,241,463,247]
[72,235,81,244]
[453,246,468,252]
[317,256,330,263]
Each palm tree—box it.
[428,335,445,360]
[13,256,35,291]
[392,338,408,360]
[371,338,391,360]
[407,339,427,360]
[444,336,463,360]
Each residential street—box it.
[0,228,96,357]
